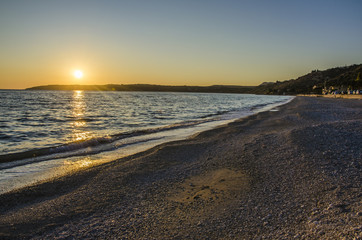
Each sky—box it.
[0,0,361,89]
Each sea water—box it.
[0,90,293,193]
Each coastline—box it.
[298,94,362,99]
[0,96,361,239]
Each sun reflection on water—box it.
[70,90,92,141]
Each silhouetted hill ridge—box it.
[26,84,255,94]
[26,64,362,95]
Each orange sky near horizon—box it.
[1,1,361,89]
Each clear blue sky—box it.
[1,0,361,88]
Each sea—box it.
[0,90,293,193]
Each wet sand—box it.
[0,97,361,239]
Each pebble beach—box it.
[0,96,361,239]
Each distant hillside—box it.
[26,84,255,94]
[252,64,362,95]
[26,64,362,95]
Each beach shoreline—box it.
[0,96,361,239]
[298,94,362,99]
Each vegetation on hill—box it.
[252,64,362,95]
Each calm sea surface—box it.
[0,90,293,193]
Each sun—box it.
[73,70,83,79]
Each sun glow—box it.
[73,70,83,79]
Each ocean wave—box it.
[200,110,230,119]
[0,117,216,167]
[0,133,12,140]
